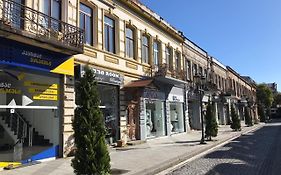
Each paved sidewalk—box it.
[0,123,264,175]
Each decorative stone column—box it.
[62,75,75,157]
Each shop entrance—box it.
[0,68,61,162]
[0,107,59,162]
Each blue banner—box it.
[0,38,74,75]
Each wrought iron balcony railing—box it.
[0,0,84,53]
[154,63,186,80]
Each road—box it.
[168,120,281,175]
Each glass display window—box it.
[170,102,184,133]
[97,84,119,143]
[145,100,165,138]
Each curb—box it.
[133,124,264,175]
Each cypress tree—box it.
[72,67,111,175]
[205,101,218,141]
[230,105,241,131]
[244,107,253,126]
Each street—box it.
[168,120,281,175]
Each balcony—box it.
[154,63,186,86]
[155,63,185,80]
[0,0,84,54]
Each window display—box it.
[97,84,119,143]
[170,103,184,133]
[145,100,165,138]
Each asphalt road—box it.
[168,120,281,175]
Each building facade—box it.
[0,0,258,164]
[0,0,84,162]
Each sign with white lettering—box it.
[78,65,124,85]
[0,38,73,75]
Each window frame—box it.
[141,34,149,64]
[165,46,173,70]
[79,3,93,45]
[125,26,135,59]
[153,40,160,66]
[104,15,116,54]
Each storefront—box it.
[75,65,123,144]
[0,38,74,162]
[167,87,185,134]
[141,88,166,139]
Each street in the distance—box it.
[168,120,281,175]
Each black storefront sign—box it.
[75,65,124,86]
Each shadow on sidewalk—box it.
[201,123,281,175]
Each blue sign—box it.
[0,38,74,75]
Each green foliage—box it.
[72,67,111,175]
[244,107,253,126]
[258,105,266,122]
[205,101,218,141]
[273,93,281,107]
[257,84,273,108]
[230,105,241,131]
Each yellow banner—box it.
[33,94,58,101]
[24,81,58,89]
[51,57,74,76]
[28,88,58,95]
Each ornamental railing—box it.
[0,0,84,52]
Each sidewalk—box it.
[0,123,264,175]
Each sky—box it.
[141,0,281,91]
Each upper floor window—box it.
[142,35,149,63]
[79,3,93,45]
[126,27,134,58]
[40,0,61,30]
[186,59,191,80]
[175,52,181,71]
[165,47,172,69]
[199,66,203,76]
[153,41,160,66]
[193,64,197,75]
[104,16,115,53]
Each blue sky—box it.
[141,0,281,91]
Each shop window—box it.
[142,35,149,63]
[97,84,119,143]
[125,27,134,59]
[104,16,115,53]
[145,100,165,138]
[79,3,93,45]
[170,103,184,133]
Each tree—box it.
[256,84,274,108]
[258,105,266,122]
[205,101,218,141]
[230,105,241,131]
[273,93,281,107]
[256,84,273,121]
[72,67,111,175]
[244,107,253,126]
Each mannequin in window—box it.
[146,111,153,136]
